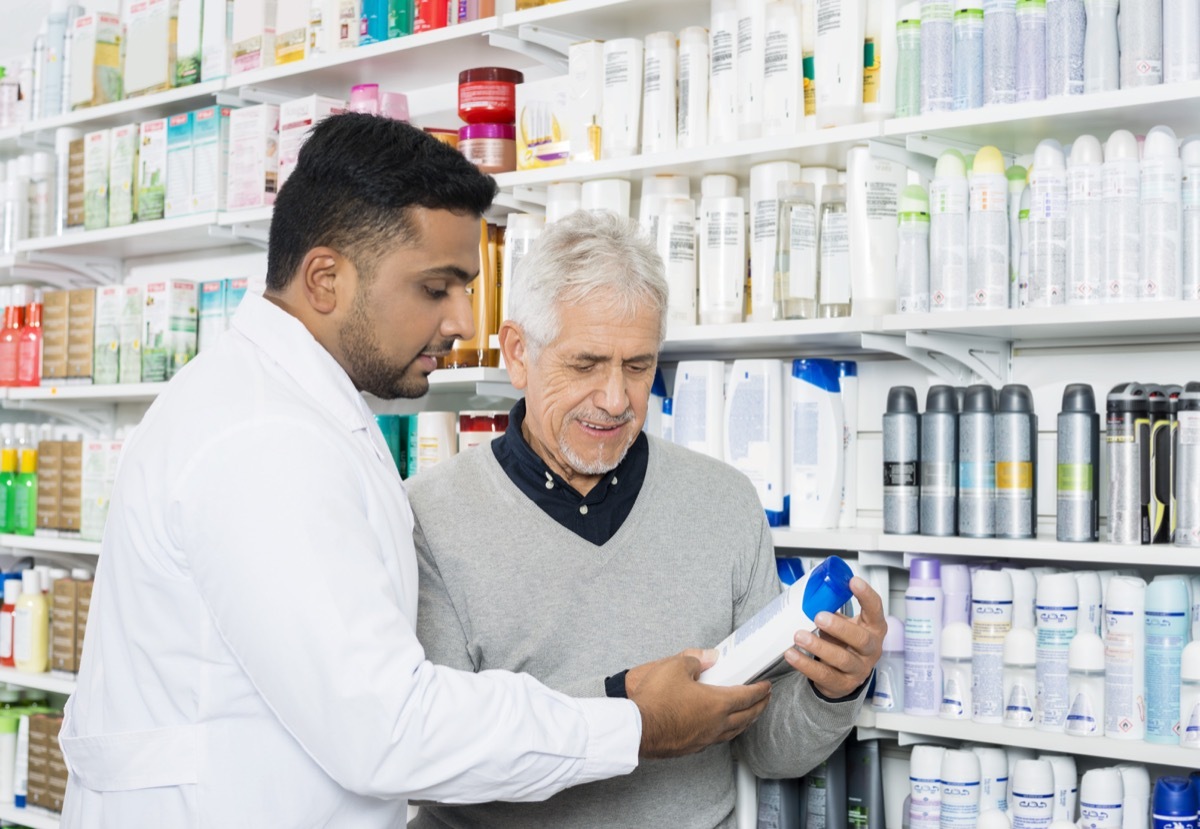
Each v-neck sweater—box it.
[408,435,865,829]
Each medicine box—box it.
[142,280,199,382]
[83,129,110,231]
[231,0,278,74]
[36,440,61,532]
[124,0,172,97]
[165,112,194,218]
[92,285,122,386]
[568,40,604,162]
[52,578,79,674]
[67,136,86,231]
[197,279,227,352]
[69,13,123,110]
[278,95,346,191]
[192,105,233,212]
[176,0,203,87]
[67,288,96,382]
[274,0,309,65]
[107,123,139,228]
[80,438,108,541]
[41,290,69,381]
[225,277,250,325]
[61,439,83,533]
[226,104,280,210]
[137,118,168,222]
[119,285,144,384]
[202,0,231,81]
[515,76,570,171]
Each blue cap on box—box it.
[776,558,805,587]
[802,556,855,620]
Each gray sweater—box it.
[407,436,864,829]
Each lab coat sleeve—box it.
[731,519,866,779]
[170,418,641,803]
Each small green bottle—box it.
[0,446,15,534]
[12,449,37,536]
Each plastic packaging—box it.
[709,0,740,145]
[1107,382,1150,544]
[1083,0,1119,91]
[1119,0,1163,86]
[921,0,955,112]
[1039,754,1077,823]
[958,384,996,537]
[971,745,1010,813]
[1148,386,1174,543]
[872,615,906,710]
[864,0,899,120]
[761,2,802,137]
[1152,777,1199,828]
[1065,631,1105,736]
[656,196,698,329]
[673,361,726,461]
[897,184,932,312]
[1140,125,1184,301]
[775,180,818,319]
[1075,570,1103,634]
[896,3,923,116]
[1008,164,1027,307]
[930,150,969,311]
[1145,576,1190,742]
[750,161,802,322]
[1028,139,1068,306]
[581,179,631,218]
[789,359,845,528]
[942,563,972,625]
[815,0,866,126]
[458,123,516,174]
[969,146,1010,308]
[1105,575,1148,739]
[723,360,786,526]
[1045,0,1084,95]
[905,557,945,716]
[1017,185,1032,306]
[1034,572,1078,731]
[939,749,981,826]
[837,360,859,528]
[973,568,1014,723]
[457,67,523,124]
[600,39,644,159]
[953,0,985,109]
[12,570,46,673]
[544,181,581,224]
[1066,135,1104,303]
[817,184,852,317]
[1103,130,1142,302]
[1117,765,1151,829]
[984,0,1018,103]
[1015,0,1047,101]
[1057,383,1100,542]
[1079,767,1124,828]
[921,385,959,536]
[676,27,710,150]
[641,32,678,156]
[847,148,905,316]
[883,386,921,534]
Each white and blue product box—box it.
[197,279,227,353]
[225,277,250,325]
[165,111,194,219]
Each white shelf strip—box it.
[0,803,61,829]
[863,711,1200,770]
[0,667,75,697]
[0,535,101,558]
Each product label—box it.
[909,775,942,829]
[819,212,850,304]
[1065,689,1099,735]
[958,460,995,490]
[712,28,735,77]
[788,204,817,298]
[1104,608,1143,735]
[972,599,1012,720]
[1057,462,1093,494]
[871,666,896,710]
[904,599,940,713]
[863,38,879,103]
[921,461,956,494]
[764,29,792,78]
[12,606,29,663]
[805,768,829,828]
[803,54,816,115]
[1186,700,1200,748]
[604,50,632,89]
[1004,679,1034,724]
[884,461,918,488]
[1035,603,1078,729]
[939,674,966,717]
[996,461,1033,491]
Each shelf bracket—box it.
[487,24,575,71]
[23,251,121,285]
[1,399,112,434]
[862,331,1012,387]
[207,223,269,249]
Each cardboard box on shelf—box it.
[41,291,70,381]
[68,13,123,110]
[119,285,144,384]
[278,95,345,191]
[226,104,280,210]
[137,119,169,222]
[52,578,79,674]
[165,112,195,219]
[83,129,110,231]
[93,285,122,386]
[192,106,234,213]
[67,289,96,382]
[60,439,83,533]
[36,440,62,532]
[142,280,198,382]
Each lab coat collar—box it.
[231,291,378,435]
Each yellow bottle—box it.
[13,572,47,674]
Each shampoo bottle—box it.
[698,176,745,325]
[814,0,866,127]
[817,184,852,317]
[640,32,677,156]
[789,358,844,528]
[750,160,802,322]
[761,0,803,137]
[846,148,905,316]
[677,27,710,149]
[904,557,945,716]
[12,571,46,673]
[968,146,1010,308]
[723,360,786,526]
[836,360,858,529]
[736,0,768,140]
[673,361,726,461]
[11,449,35,537]
[709,0,741,145]
[775,180,818,319]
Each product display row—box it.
[0,704,69,819]
[0,565,92,683]
[374,410,508,478]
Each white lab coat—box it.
[60,292,640,828]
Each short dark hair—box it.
[266,113,498,291]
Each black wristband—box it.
[604,669,630,699]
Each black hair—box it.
[265,112,498,291]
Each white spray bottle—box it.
[930,149,969,311]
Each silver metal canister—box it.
[1175,382,1200,547]
[884,386,921,534]
[959,384,996,537]
[1106,382,1149,545]
[995,384,1036,539]
[1056,383,1099,542]
[920,385,959,536]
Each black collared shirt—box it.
[490,399,649,547]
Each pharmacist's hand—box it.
[784,577,886,700]
[629,649,771,759]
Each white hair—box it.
[507,210,669,355]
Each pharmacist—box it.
[408,212,887,828]
[58,114,772,828]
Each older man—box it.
[408,211,885,828]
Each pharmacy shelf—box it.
[492,122,882,192]
[427,366,512,395]
[0,667,75,697]
[881,301,1200,346]
[502,0,703,37]
[0,535,100,558]
[861,711,1200,770]
[225,17,507,100]
[16,213,222,261]
[773,528,880,553]
[883,80,1200,157]
[0,803,61,829]
[25,80,224,142]
[7,383,163,403]
[875,531,1198,569]
[660,317,876,360]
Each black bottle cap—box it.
[962,384,996,413]
[1107,382,1147,413]
[1060,383,1096,414]
[998,384,1034,414]
[925,385,959,414]
[887,386,919,414]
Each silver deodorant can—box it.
[1176,382,1200,547]
[1106,382,1150,545]
[884,386,921,534]
[959,384,996,537]
[1056,383,1099,542]
[995,384,1036,539]
[920,385,959,536]
[1147,385,1173,544]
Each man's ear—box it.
[300,247,347,316]
[498,321,531,390]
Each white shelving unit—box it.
[0,535,100,558]
[0,803,61,829]
[0,667,75,697]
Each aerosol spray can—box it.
[1177,382,1200,547]
[1167,384,1182,542]
[1148,385,1173,544]
[1107,382,1150,545]
[1057,383,1100,542]
[921,385,959,536]
[884,386,921,534]
[959,384,996,537]
[996,384,1037,538]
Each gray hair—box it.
[507,210,669,355]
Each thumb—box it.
[681,647,719,672]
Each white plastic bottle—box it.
[969,745,1009,814]
[677,28,710,150]
[942,563,971,626]
[699,181,746,325]
[724,360,786,526]
[737,0,768,139]
[1145,575,1189,743]
[1006,747,1036,812]
[1038,754,1076,823]
[801,0,818,128]
[872,615,906,711]
[775,180,818,319]
[1140,125,1184,301]
[864,0,899,119]
[641,32,678,156]
[1027,139,1068,306]
[600,38,644,159]
[953,0,985,110]
[969,145,1010,309]
[1119,0,1163,87]
[940,621,973,719]
[1104,575,1147,740]
[1007,164,1027,308]
[1082,0,1119,91]
[1116,765,1150,829]
[979,811,1013,828]
[939,749,982,827]
[657,197,698,330]
[1034,572,1078,732]
[836,360,858,528]
[910,744,946,829]
[1079,768,1124,829]
[1010,758,1056,829]
[1065,631,1105,736]
[750,160,801,322]
[846,147,906,316]
[1066,135,1104,304]
[673,361,726,461]
[1103,129,1142,303]
[710,0,741,145]
[1073,570,1103,634]
[897,183,932,312]
[1015,0,1047,102]
[12,570,47,674]
[972,569,1014,723]
[500,214,545,322]
[817,184,852,317]
[1183,136,1200,301]
[789,358,844,528]
[984,0,1018,103]
[815,0,866,126]
[905,557,945,716]
[545,182,582,223]
[930,149,969,311]
[1045,0,1084,96]
[1180,639,1200,748]
[921,0,955,112]
[762,0,803,137]
[1004,566,1037,630]
[1164,0,1200,82]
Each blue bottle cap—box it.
[661,397,673,416]
[776,557,805,587]
[791,358,841,393]
[1153,776,1199,819]
[835,360,857,378]
[802,556,855,621]
[651,367,668,398]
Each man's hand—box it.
[783,576,886,699]
[627,649,771,759]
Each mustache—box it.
[420,341,457,358]
[568,409,635,427]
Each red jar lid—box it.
[458,67,525,85]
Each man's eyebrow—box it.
[420,266,476,283]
